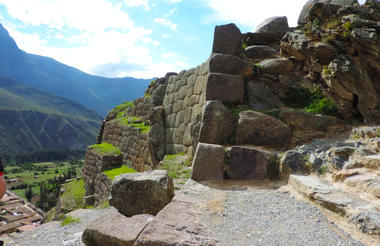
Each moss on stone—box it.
[103,165,137,180]
[118,116,150,133]
[90,143,122,155]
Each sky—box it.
[0,0,366,79]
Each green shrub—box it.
[242,43,248,50]
[149,80,157,86]
[90,143,121,155]
[110,101,134,118]
[304,97,338,116]
[61,216,81,226]
[103,165,137,180]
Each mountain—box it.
[0,76,103,156]
[0,23,151,115]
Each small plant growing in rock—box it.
[325,18,340,30]
[149,79,157,86]
[242,42,248,51]
[322,65,332,76]
[61,216,81,226]
[318,165,328,176]
[90,143,122,155]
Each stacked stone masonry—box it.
[163,62,209,156]
[82,147,121,206]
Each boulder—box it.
[198,101,235,144]
[256,16,289,34]
[247,81,283,110]
[298,0,358,25]
[191,143,226,181]
[109,170,174,217]
[212,23,242,55]
[208,53,255,77]
[243,32,284,45]
[245,45,277,59]
[280,150,307,178]
[228,146,274,179]
[280,32,310,60]
[206,73,245,104]
[235,111,291,148]
[259,58,294,74]
[82,210,153,246]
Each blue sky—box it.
[0,0,366,79]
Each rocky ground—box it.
[1,207,116,246]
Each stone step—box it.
[289,175,380,236]
[82,210,153,246]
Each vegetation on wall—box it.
[118,116,150,133]
[90,143,122,155]
[103,165,137,180]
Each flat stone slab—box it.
[82,211,153,246]
[289,175,380,236]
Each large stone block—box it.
[206,73,244,104]
[109,170,174,217]
[243,32,284,46]
[191,143,226,181]
[245,45,276,59]
[82,210,153,246]
[212,23,242,55]
[235,111,291,148]
[228,147,274,179]
[199,100,235,144]
[259,58,294,74]
[208,53,254,76]
[247,81,283,110]
[256,16,289,34]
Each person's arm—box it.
[0,161,5,200]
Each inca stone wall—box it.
[102,121,152,171]
[82,147,121,206]
[163,62,209,156]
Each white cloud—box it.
[0,0,186,78]
[0,0,134,32]
[164,0,182,4]
[201,0,306,30]
[164,8,177,17]
[154,18,178,30]
[161,33,171,38]
[124,0,150,10]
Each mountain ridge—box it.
[0,23,151,115]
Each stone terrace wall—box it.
[163,62,209,156]
[101,121,152,172]
[82,147,122,206]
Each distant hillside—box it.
[0,23,151,115]
[0,77,103,157]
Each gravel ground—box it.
[2,207,116,246]
[198,183,365,246]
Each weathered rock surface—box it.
[134,199,219,246]
[109,170,174,217]
[243,32,284,45]
[289,174,380,235]
[191,143,226,181]
[212,23,242,55]
[256,16,289,34]
[247,81,283,110]
[228,146,274,179]
[208,53,254,76]
[298,0,358,25]
[259,58,294,74]
[206,73,245,104]
[235,111,291,148]
[245,45,276,59]
[198,100,235,144]
[82,211,153,246]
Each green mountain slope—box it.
[0,77,103,156]
[0,23,151,115]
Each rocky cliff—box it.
[81,0,380,243]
